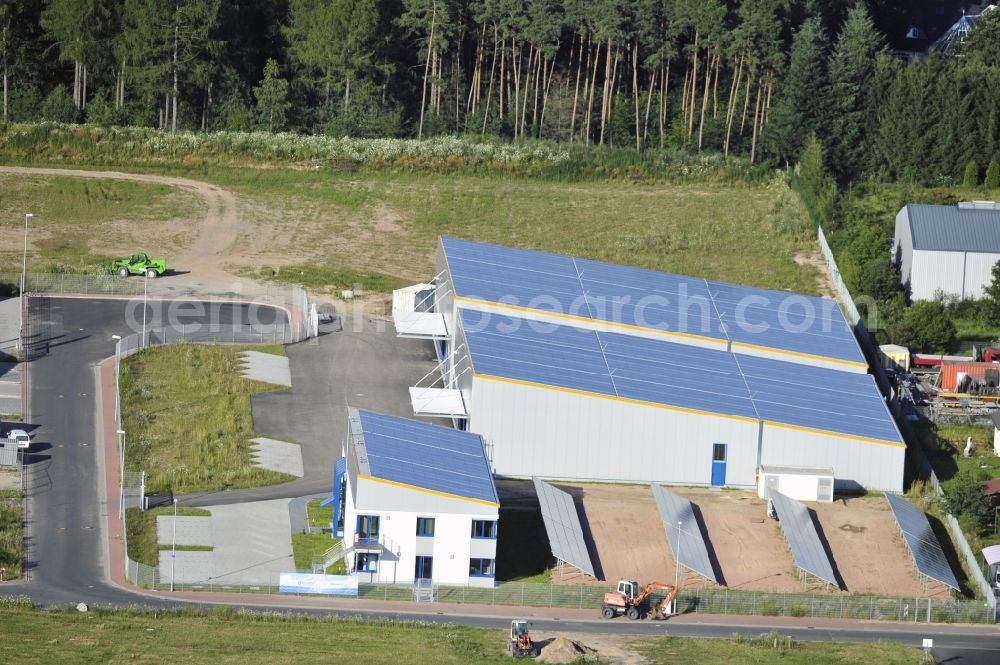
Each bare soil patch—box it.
[811,495,935,597]
[794,249,836,300]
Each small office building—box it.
[339,408,500,587]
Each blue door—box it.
[711,443,727,486]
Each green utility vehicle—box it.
[111,253,166,278]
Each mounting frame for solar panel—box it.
[532,478,597,580]
[884,493,961,594]
[652,485,719,586]
[766,492,839,590]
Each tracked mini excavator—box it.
[601,580,678,620]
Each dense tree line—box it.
[0,1,998,182]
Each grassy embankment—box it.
[290,499,347,574]
[0,174,198,274]
[120,344,293,495]
[0,600,932,664]
[0,488,22,578]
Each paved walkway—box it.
[240,350,292,386]
[250,437,303,477]
[0,298,19,353]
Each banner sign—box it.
[279,573,358,596]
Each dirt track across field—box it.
[0,165,248,293]
[547,484,926,596]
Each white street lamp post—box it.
[141,279,148,348]
[171,498,178,591]
[674,520,682,613]
[18,213,33,351]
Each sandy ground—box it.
[812,495,944,597]
[540,483,927,597]
[794,249,837,300]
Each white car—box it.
[5,429,30,449]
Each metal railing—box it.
[5,271,311,344]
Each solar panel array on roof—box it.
[768,490,839,587]
[441,237,864,366]
[351,409,498,505]
[737,354,902,443]
[461,310,759,422]
[884,493,960,591]
[533,478,596,577]
[462,310,904,445]
[652,485,718,583]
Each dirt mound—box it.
[537,637,596,664]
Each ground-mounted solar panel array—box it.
[768,490,839,587]
[652,485,718,583]
[532,478,596,578]
[884,493,960,591]
[442,236,866,368]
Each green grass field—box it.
[120,344,293,495]
[0,165,823,297]
[0,175,197,274]
[0,603,931,665]
[211,169,821,296]
[0,488,22,578]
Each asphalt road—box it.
[12,295,999,664]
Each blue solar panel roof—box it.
[461,310,902,445]
[461,310,759,421]
[737,354,903,444]
[351,409,498,504]
[441,237,865,366]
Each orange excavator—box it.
[601,580,678,620]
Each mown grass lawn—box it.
[638,633,929,665]
[0,175,198,274]
[211,169,822,296]
[120,344,293,495]
[0,604,932,665]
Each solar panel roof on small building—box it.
[441,237,865,368]
[349,408,498,505]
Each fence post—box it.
[870,597,874,621]
[579,585,583,609]
[549,584,553,607]
[521,584,525,606]
[724,589,728,615]
[752,591,756,615]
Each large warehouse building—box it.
[395,238,906,493]
[893,202,1000,301]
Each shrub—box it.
[963,159,979,188]
[985,158,1000,189]
[40,86,78,123]
[901,300,956,352]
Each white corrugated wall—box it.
[468,375,761,485]
[908,249,1000,301]
[759,424,904,493]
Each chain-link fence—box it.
[810,205,998,621]
[143,579,995,624]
